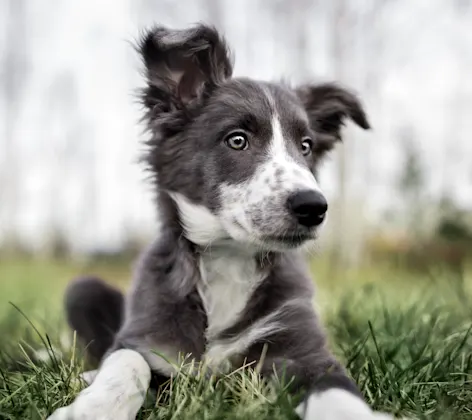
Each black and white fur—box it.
[48,24,398,420]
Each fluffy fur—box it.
[47,24,404,420]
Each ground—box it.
[0,257,471,419]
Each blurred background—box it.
[1,0,472,316]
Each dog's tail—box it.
[64,276,124,365]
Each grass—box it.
[0,257,471,419]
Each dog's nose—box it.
[287,190,328,227]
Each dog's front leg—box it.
[296,388,396,420]
[48,349,151,420]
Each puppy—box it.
[49,24,399,420]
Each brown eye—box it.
[301,137,313,156]
[225,131,249,150]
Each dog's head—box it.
[139,24,369,252]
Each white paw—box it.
[47,380,148,420]
[47,349,150,420]
[47,390,131,420]
[296,389,396,420]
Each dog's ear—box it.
[296,83,370,157]
[138,24,233,113]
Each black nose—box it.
[287,190,328,227]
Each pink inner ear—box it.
[140,25,234,110]
[177,63,206,103]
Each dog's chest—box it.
[197,253,265,340]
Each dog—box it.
[48,24,398,420]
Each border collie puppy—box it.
[49,24,398,420]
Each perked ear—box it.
[296,83,370,156]
[138,24,233,113]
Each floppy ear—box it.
[138,24,233,114]
[296,83,370,157]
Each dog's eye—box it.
[225,132,249,151]
[301,137,313,156]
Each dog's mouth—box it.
[221,219,318,251]
[261,232,316,248]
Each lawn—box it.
[0,257,471,419]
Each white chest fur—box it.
[197,251,265,340]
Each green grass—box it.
[0,258,471,419]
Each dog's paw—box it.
[47,384,145,420]
[48,405,114,420]
[47,370,101,419]
[47,390,128,420]
[48,349,150,420]
[47,380,146,420]
[295,389,396,420]
[48,387,141,420]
